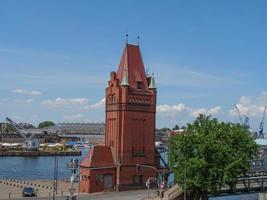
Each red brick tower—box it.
[80,42,157,193]
[106,43,157,189]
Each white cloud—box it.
[41,97,105,110]
[90,98,105,109]
[13,89,42,96]
[84,98,105,110]
[208,106,222,115]
[10,115,22,121]
[190,106,222,117]
[157,103,221,117]
[26,99,34,103]
[42,97,88,108]
[190,108,207,117]
[157,103,188,113]
[64,113,83,120]
[230,92,267,117]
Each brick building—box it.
[79,42,158,193]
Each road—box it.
[1,189,155,200]
[0,179,78,199]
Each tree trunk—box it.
[193,191,199,200]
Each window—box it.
[96,174,103,185]
[82,175,87,181]
[139,175,144,184]
[132,175,139,184]
[137,81,142,89]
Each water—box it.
[0,149,174,184]
[0,149,89,180]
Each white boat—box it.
[74,142,92,149]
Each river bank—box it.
[0,150,81,156]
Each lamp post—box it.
[183,132,187,200]
[53,156,58,200]
[69,168,88,200]
[184,160,186,200]
[146,177,157,200]
[136,164,164,199]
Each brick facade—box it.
[80,43,157,193]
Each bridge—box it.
[157,148,267,199]
[219,170,267,194]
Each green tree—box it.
[38,121,55,128]
[169,114,258,200]
[160,127,171,132]
[0,123,15,134]
[172,124,180,130]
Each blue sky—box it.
[0,0,267,130]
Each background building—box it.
[0,122,105,145]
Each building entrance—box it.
[104,174,113,191]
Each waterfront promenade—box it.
[0,178,161,199]
[0,180,153,200]
[0,179,78,199]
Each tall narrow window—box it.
[139,175,144,184]
[137,81,142,89]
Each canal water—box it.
[0,149,89,180]
[0,149,174,184]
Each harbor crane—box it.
[6,117,40,151]
[234,104,250,128]
[258,106,267,139]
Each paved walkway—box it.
[0,179,78,199]
[0,189,156,200]
[0,179,159,200]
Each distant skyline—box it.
[1,0,267,130]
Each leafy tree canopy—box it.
[0,123,15,134]
[160,127,171,132]
[38,121,55,128]
[169,114,258,199]
[172,124,180,130]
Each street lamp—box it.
[184,160,186,200]
[146,177,157,199]
[136,164,165,198]
[69,168,88,199]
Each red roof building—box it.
[80,145,115,168]
[79,42,158,193]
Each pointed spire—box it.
[149,73,156,89]
[121,68,129,86]
[117,44,149,90]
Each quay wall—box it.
[0,150,81,156]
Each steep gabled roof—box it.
[117,44,148,90]
[80,145,115,168]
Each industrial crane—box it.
[6,117,40,151]
[234,104,250,128]
[258,106,267,139]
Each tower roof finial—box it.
[137,33,140,46]
[126,30,128,44]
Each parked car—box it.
[22,187,36,197]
